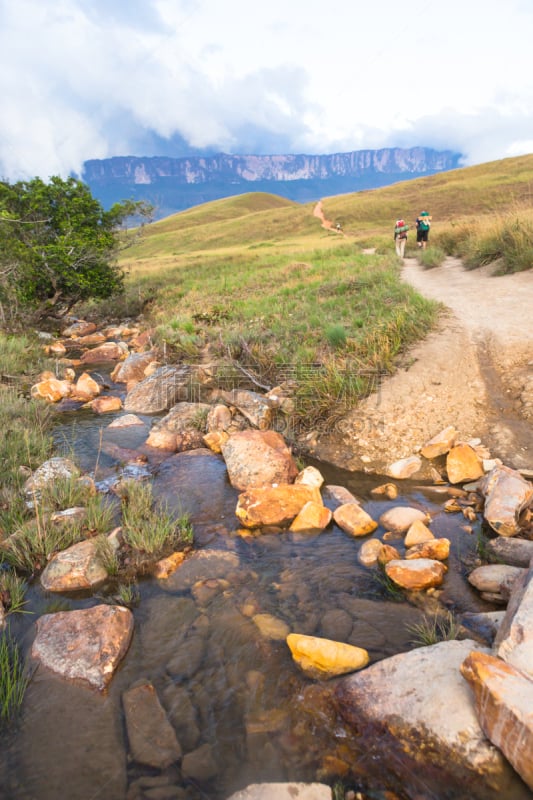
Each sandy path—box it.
[311,254,533,474]
[402,256,533,368]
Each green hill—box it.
[319,153,533,232]
[112,154,532,431]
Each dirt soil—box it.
[309,254,533,476]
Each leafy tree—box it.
[0,176,152,326]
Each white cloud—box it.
[1,0,533,180]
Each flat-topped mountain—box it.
[81,146,461,219]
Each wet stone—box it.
[151,449,239,536]
[122,681,182,769]
[181,743,218,784]
[161,683,201,752]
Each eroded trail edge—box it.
[312,255,533,473]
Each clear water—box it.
[0,396,503,800]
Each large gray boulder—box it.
[124,365,195,413]
[334,639,529,800]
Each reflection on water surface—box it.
[0,406,496,800]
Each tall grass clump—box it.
[0,631,29,725]
[84,493,116,534]
[38,474,88,513]
[0,570,30,615]
[121,480,194,560]
[463,210,533,274]
[417,246,446,269]
[0,516,85,575]
[325,324,347,349]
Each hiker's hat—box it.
[421,211,429,216]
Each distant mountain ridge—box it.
[81,147,461,219]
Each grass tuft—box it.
[406,610,460,646]
[0,569,30,615]
[0,631,29,725]
[417,246,446,269]
[121,480,194,561]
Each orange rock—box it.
[404,519,435,547]
[91,396,123,414]
[152,551,187,579]
[385,558,447,590]
[47,341,67,356]
[74,372,102,399]
[461,650,533,791]
[377,544,402,565]
[289,501,332,533]
[333,503,378,537]
[446,444,484,484]
[31,378,72,403]
[80,342,126,363]
[75,333,107,346]
[145,428,178,450]
[421,426,458,459]
[406,538,450,561]
[236,484,321,529]
[203,430,229,453]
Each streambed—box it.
[0,384,498,800]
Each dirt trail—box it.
[313,200,345,235]
[310,253,533,474]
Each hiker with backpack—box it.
[415,211,431,249]
[393,218,409,257]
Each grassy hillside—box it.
[321,153,533,235]
[111,154,532,432]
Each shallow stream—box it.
[0,375,499,800]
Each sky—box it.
[1,0,533,181]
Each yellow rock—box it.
[286,633,369,679]
[152,551,186,579]
[203,430,229,454]
[235,484,321,529]
[289,501,332,533]
[377,544,401,565]
[31,378,72,403]
[370,482,398,499]
[333,503,378,537]
[385,558,447,590]
[446,444,484,484]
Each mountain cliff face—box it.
[81,147,461,218]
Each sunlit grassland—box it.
[115,153,533,428]
[122,196,320,260]
[320,153,533,241]
[121,233,440,427]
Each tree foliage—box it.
[0,176,152,327]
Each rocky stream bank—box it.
[1,310,527,800]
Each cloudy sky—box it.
[1,0,533,181]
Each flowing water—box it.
[0,379,500,800]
